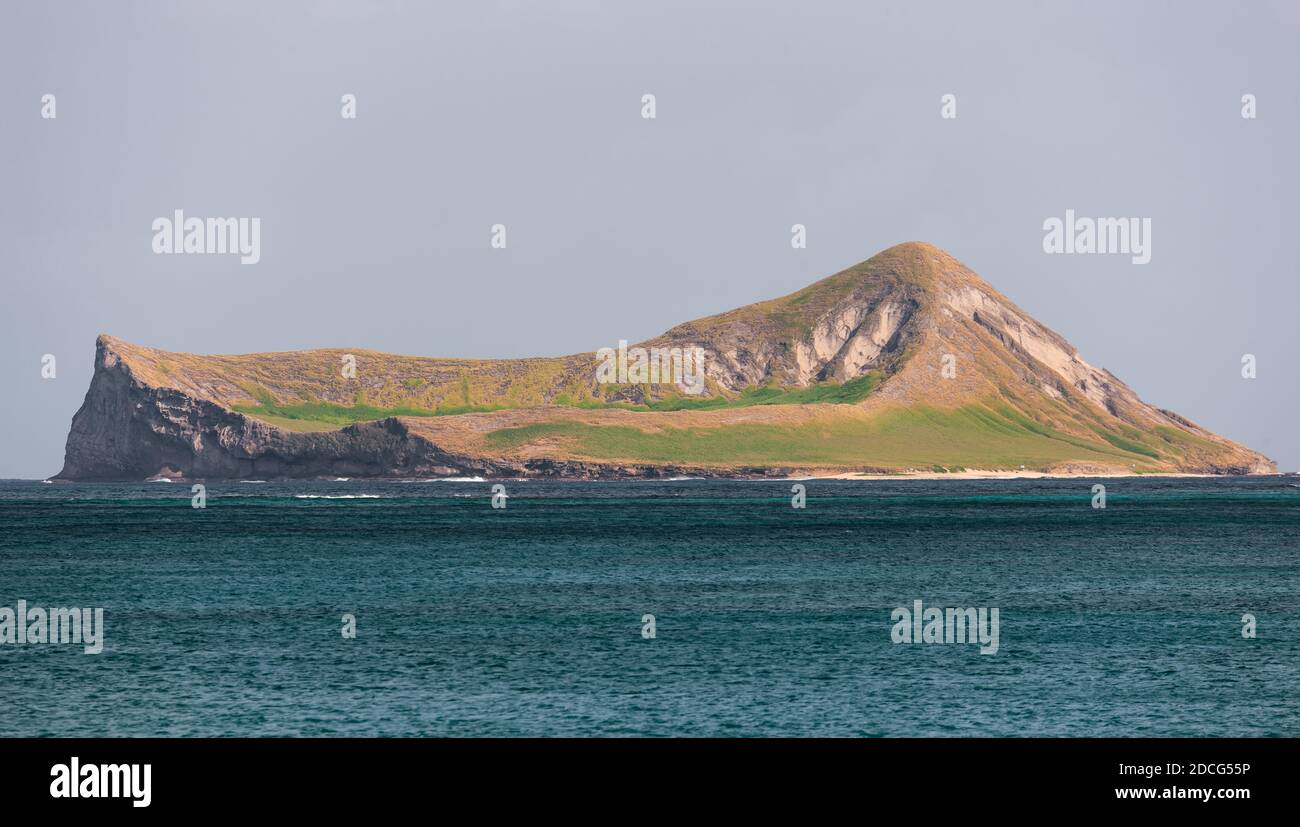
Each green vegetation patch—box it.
[562,371,883,413]
[235,372,885,427]
[484,403,1167,469]
[233,398,504,426]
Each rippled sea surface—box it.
[1,476,1297,736]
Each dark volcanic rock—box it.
[56,337,445,481]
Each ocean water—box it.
[0,476,1296,737]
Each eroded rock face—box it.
[56,337,442,480]
[945,284,1118,410]
[667,285,920,393]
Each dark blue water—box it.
[1,476,1297,736]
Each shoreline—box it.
[20,470,1291,484]
[814,469,1225,481]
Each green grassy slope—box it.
[482,403,1166,470]
[232,372,885,426]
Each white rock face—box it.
[944,285,1112,409]
[838,301,906,379]
[787,301,907,384]
[812,305,869,362]
[793,341,818,384]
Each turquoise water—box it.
[1,477,1297,737]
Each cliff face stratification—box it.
[55,243,1275,480]
[61,355,410,480]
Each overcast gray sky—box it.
[2,0,1297,477]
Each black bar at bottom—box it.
[2,738,1286,814]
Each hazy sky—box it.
[2,0,1297,477]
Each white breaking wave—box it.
[422,476,486,482]
[294,494,381,499]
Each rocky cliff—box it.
[55,242,1275,480]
